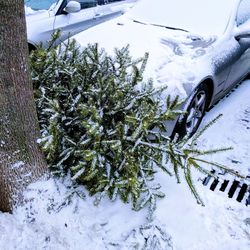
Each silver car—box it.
[25,0,137,50]
[72,0,250,137]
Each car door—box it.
[53,0,98,42]
[224,0,250,90]
[94,0,126,24]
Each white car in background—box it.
[25,0,137,51]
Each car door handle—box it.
[95,13,101,17]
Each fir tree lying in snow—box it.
[30,32,243,217]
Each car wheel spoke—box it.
[196,93,206,108]
[187,108,195,123]
[185,90,207,135]
[196,110,203,118]
[187,119,195,133]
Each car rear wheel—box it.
[175,84,208,138]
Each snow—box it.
[10,161,25,170]
[0,80,249,250]
[127,0,238,36]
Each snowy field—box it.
[0,79,249,250]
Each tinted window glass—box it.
[97,0,124,4]
[25,0,58,10]
[236,0,250,26]
[74,0,97,9]
[97,0,108,4]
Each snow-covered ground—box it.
[0,80,249,250]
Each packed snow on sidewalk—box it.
[0,80,249,250]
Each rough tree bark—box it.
[0,0,48,212]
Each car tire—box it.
[174,84,209,139]
[28,43,36,53]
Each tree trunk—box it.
[0,0,48,212]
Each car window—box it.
[25,0,59,10]
[236,0,250,26]
[97,0,124,4]
[73,0,97,9]
[97,0,108,4]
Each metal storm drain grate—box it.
[202,170,250,206]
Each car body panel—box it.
[25,0,137,48]
[225,42,250,89]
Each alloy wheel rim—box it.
[186,90,206,134]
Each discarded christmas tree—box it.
[30,35,243,217]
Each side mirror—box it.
[64,1,81,13]
[234,20,250,40]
